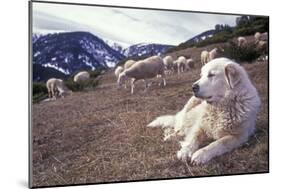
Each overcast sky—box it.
[32,2,239,46]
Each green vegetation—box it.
[222,41,263,63]
[33,82,48,103]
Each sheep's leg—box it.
[131,78,136,94]
[124,80,127,89]
[47,88,51,99]
[50,84,56,100]
[161,74,166,87]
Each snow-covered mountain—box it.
[104,39,128,55]
[122,43,174,58]
[32,31,125,78]
[184,29,216,44]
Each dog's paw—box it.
[177,145,195,161]
[191,149,210,165]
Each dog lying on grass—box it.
[148,58,261,165]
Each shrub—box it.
[222,41,262,63]
[33,82,48,103]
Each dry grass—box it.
[32,58,268,187]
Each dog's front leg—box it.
[191,135,248,165]
[177,126,205,161]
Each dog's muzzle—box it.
[192,83,200,93]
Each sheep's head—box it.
[117,72,127,87]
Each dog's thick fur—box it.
[147,58,261,164]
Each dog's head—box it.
[192,58,243,103]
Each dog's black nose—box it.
[192,83,199,93]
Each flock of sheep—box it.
[44,31,268,99]
[238,32,268,48]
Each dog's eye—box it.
[207,73,215,78]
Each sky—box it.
[32,2,239,47]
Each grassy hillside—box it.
[32,58,268,187]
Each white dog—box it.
[147,58,261,165]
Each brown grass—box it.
[32,58,268,187]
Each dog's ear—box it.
[225,63,240,89]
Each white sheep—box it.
[74,71,90,83]
[46,78,71,99]
[124,60,136,70]
[163,55,174,74]
[185,58,195,69]
[201,50,209,65]
[119,60,136,89]
[174,56,187,74]
[254,32,261,42]
[260,32,268,41]
[209,48,220,61]
[237,37,247,47]
[117,56,166,94]
[257,40,267,50]
[114,66,124,78]
[255,32,268,42]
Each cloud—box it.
[32,2,238,46]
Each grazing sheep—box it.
[260,32,268,41]
[124,60,136,70]
[74,71,90,83]
[114,66,124,78]
[117,56,166,94]
[163,55,174,74]
[46,78,71,99]
[186,58,195,69]
[174,56,187,74]
[201,50,209,65]
[256,40,268,62]
[237,37,247,47]
[210,47,224,61]
[254,32,261,42]
[118,60,136,89]
[255,32,268,42]
[257,40,267,50]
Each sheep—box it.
[209,48,219,61]
[201,50,209,65]
[74,71,90,83]
[124,60,136,70]
[201,47,224,66]
[256,40,268,62]
[174,56,187,74]
[117,56,166,94]
[117,60,136,89]
[255,32,268,42]
[163,55,174,74]
[260,32,268,41]
[254,32,261,42]
[185,58,195,69]
[257,40,267,50]
[46,78,72,100]
[114,66,124,78]
[237,36,247,47]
